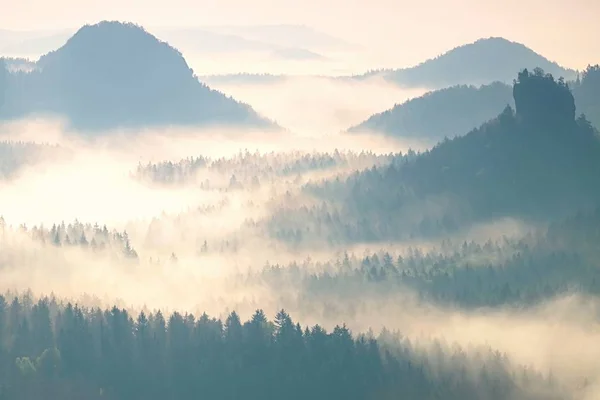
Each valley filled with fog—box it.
[1,18,600,400]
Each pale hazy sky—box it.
[2,0,599,69]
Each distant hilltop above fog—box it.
[197,36,579,92]
[356,37,577,88]
[0,21,275,133]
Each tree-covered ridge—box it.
[0,294,566,400]
[572,64,600,129]
[356,37,576,88]
[0,219,138,259]
[348,82,513,140]
[0,21,274,132]
[134,150,397,187]
[253,207,600,310]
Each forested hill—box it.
[348,82,513,139]
[357,37,576,88]
[360,68,598,224]
[0,21,274,132]
[269,68,600,245]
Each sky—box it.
[1,0,600,69]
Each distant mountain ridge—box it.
[206,24,355,51]
[198,37,577,94]
[356,37,577,88]
[0,21,274,132]
[0,29,73,57]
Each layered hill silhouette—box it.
[357,37,576,88]
[348,82,513,140]
[0,21,273,132]
[201,73,288,86]
[350,65,600,141]
[278,68,600,244]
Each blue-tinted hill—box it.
[358,37,576,88]
[349,82,513,140]
[0,21,275,132]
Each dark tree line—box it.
[255,239,600,310]
[251,206,600,310]
[134,150,396,188]
[0,295,565,400]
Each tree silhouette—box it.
[513,67,575,130]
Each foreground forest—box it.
[0,296,568,400]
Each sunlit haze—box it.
[2,0,600,71]
[1,2,600,399]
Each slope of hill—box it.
[358,37,577,88]
[572,64,600,128]
[348,82,513,140]
[0,21,273,132]
[270,68,600,245]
